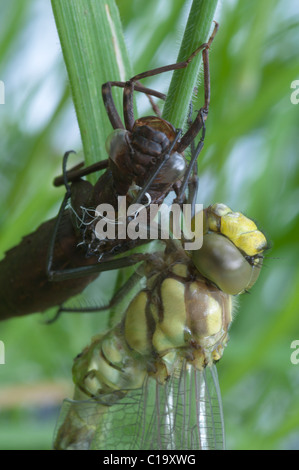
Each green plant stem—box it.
[162,0,218,129]
[51,0,131,183]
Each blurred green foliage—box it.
[0,0,299,450]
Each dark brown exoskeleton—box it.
[0,23,218,320]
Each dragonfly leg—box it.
[102,81,166,130]
[53,159,109,187]
[136,80,163,117]
[46,251,169,323]
[47,151,76,279]
[176,22,218,153]
[174,109,206,207]
[47,251,150,282]
[47,151,149,283]
[131,127,183,206]
[53,269,144,322]
[102,22,218,133]
[186,100,199,218]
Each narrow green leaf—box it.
[51,0,132,182]
[162,0,218,129]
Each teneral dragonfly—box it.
[53,203,267,450]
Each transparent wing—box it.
[53,364,225,450]
[132,364,225,450]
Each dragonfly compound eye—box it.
[191,232,262,295]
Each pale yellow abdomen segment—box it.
[124,291,151,355]
[72,328,147,398]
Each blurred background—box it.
[0,0,299,450]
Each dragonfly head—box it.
[190,204,267,295]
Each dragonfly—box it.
[53,203,267,450]
[0,24,218,321]
[52,21,267,450]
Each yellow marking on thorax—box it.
[205,296,223,336]
[152,278,186,352]
[188,282,222,338]
[171,263,188,278]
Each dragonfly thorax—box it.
[72,256,232,399]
